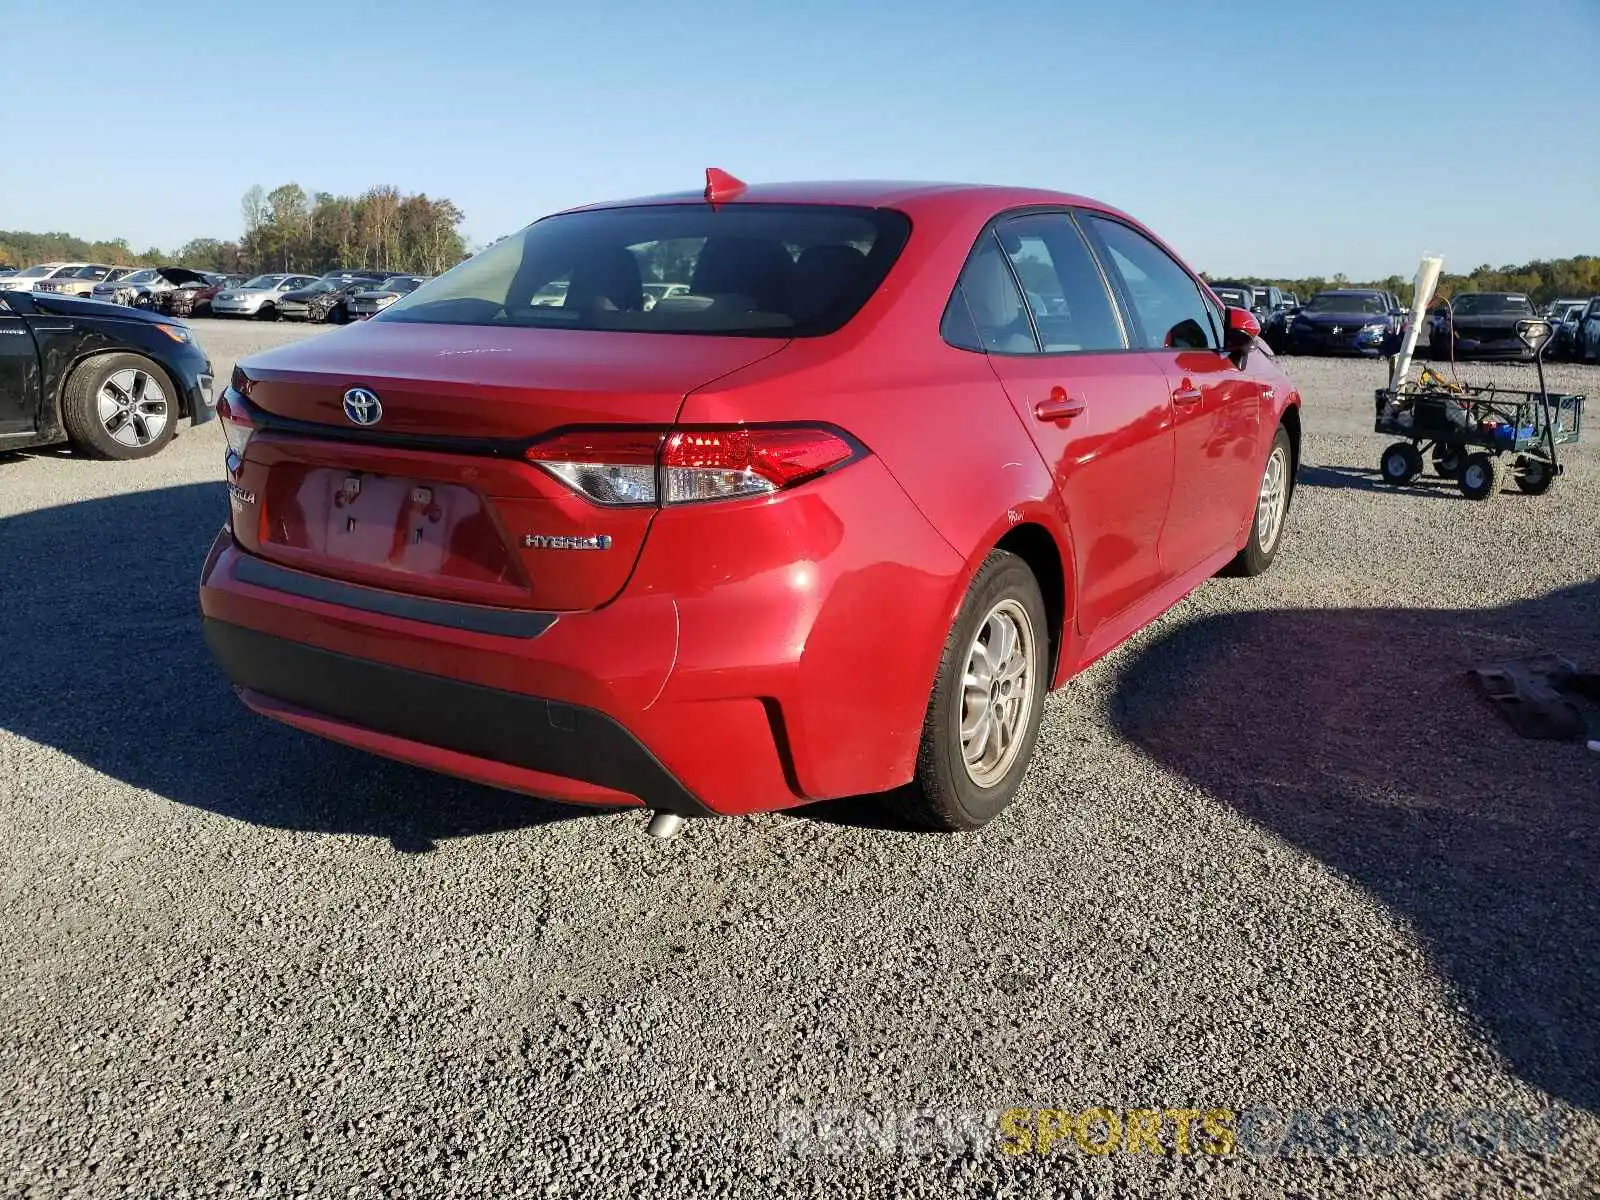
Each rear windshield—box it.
[378,203,912,337]
[1210,286,1251,307]
[1451,294,1534,316]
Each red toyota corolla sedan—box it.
[199,173,1300,833]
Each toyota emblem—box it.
[343,387,382,426]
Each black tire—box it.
[1380,441,1423,485]
[256,303,278,321]
[1431,444,1462,478]
[1458,452,1506,501]
[894,550,1049,832]
[1514,456,1556,495]
[60,353,181,461]
[1226,425,1294,577]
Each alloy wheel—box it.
[1257,444,1289,553]
[958,599,1036,788]
[96,368,169,449]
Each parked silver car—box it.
[210,273,318,319]
[346,275,428,319]
[33,265,140,296]
[90,266,215,308]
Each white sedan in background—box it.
[0,262,89,292]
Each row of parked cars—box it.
[1210,283,1600,363]
[211,270,428,323]
[0,262,426,324]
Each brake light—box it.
[216,389,255,475]
[526,426,858,506]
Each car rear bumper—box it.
[198,455,963,817]
[203,616,715,814]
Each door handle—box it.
[1171,384,1203,408]
[1033,387,1085,423]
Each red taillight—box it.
[216,389,255,474]
[525,426,858,506]
[662,427,853,502]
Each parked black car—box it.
[1249,285,1287,321]
[276,272,390,324]
[0,289,214,460]
[1548,300,1588,360]
[1206,279,1256,311]
[1428,293,1539,361]
[1281,289,1399,356]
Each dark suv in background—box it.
[1428,293,1538,361]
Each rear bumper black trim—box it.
[230,553,557,639]
[202,619,713,817]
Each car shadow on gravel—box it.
[1297,463,1463,498]
[0,483,597,852]
[1108,579,1600,1113]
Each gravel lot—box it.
[2,318,1597,1198]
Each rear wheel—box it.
[1458,452,1506,501]
[60,353,179,461]
[1380,441,1423,485]
[1514,456,1556,495]
[1431,444,1462,477]
[895,551,1049,832]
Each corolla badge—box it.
[342,387,383,426]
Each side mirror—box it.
[1225,306,1260,339]
[1224,306,1259,362]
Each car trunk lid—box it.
[230,321,788,612]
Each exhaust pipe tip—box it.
[645,812,686,839]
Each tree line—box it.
[1205,256,1600,309]
[0,182,468,279]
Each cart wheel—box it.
[1431,445,1462,477]
[1458,452,1506,501]
[1514,456,1556,496]
[1380,442,1423,485]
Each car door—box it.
[946,213,1176,639]
[0,295,41,434]
[1079,214,1264,580]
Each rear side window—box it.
[1082,216,1217,351]
[995,215,1125,353]
[943,235,1037,354]
[379,203,911,337]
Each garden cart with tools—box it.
[1373,318,1584,501]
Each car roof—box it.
[559,179,1131,223]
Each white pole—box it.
[1388,255,1445,390]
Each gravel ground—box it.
[1,320,1597,1198]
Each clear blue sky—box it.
[4,0,1596,280]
